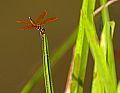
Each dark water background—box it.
[0,0,120,93]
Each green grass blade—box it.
[91,0,117,92]
[91,20,117,93]
[87,0,106,92]
[70,1,89,93]
[107,21,117,91]
[84,14,115,93]
[70,32,89,93]
[92,21,116,93]
[100,0,109,24]
[100,0,117,89]
[42,34,54,93]
[70,0,96,92]
[91,64,104,93]
[109,21,115,38]
[20,30,77,93]
[117,81,120,93]
[91,22,108,93]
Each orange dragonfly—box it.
[16,10,58,35]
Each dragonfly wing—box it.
[40,17,58,26]
[20,25,34,30]
[35,10,48,23]
[16,20,31,25]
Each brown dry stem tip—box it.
[94,0,118,16]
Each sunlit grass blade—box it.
[70,0,96,92]
[70,31,89,93]
[20,30,77,93]
[42,34,54,93]
[91,21,112,93]
[91,0,117,92]
[117,81,120,93]
[109,21,115,38]
[107,21,117,90]
[84,14,115,93]
[100,0,109,24]
[92,21,116,93]
[70,0,89,93]
[91,64,104,93]
[88,1,105,92]
[100,0,117,91]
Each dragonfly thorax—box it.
[40,27,45,35]
[36,25,45,35]
[36,25,41,30]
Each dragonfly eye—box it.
[41,27,45,31]
[36,25,41,30]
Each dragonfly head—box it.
[40,27,45,35]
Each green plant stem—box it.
[42,33,54,93]
[20,30,77,93]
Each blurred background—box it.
[0,0,120,93]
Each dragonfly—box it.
[16,10,58,35]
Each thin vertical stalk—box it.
[41,33,54,93]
